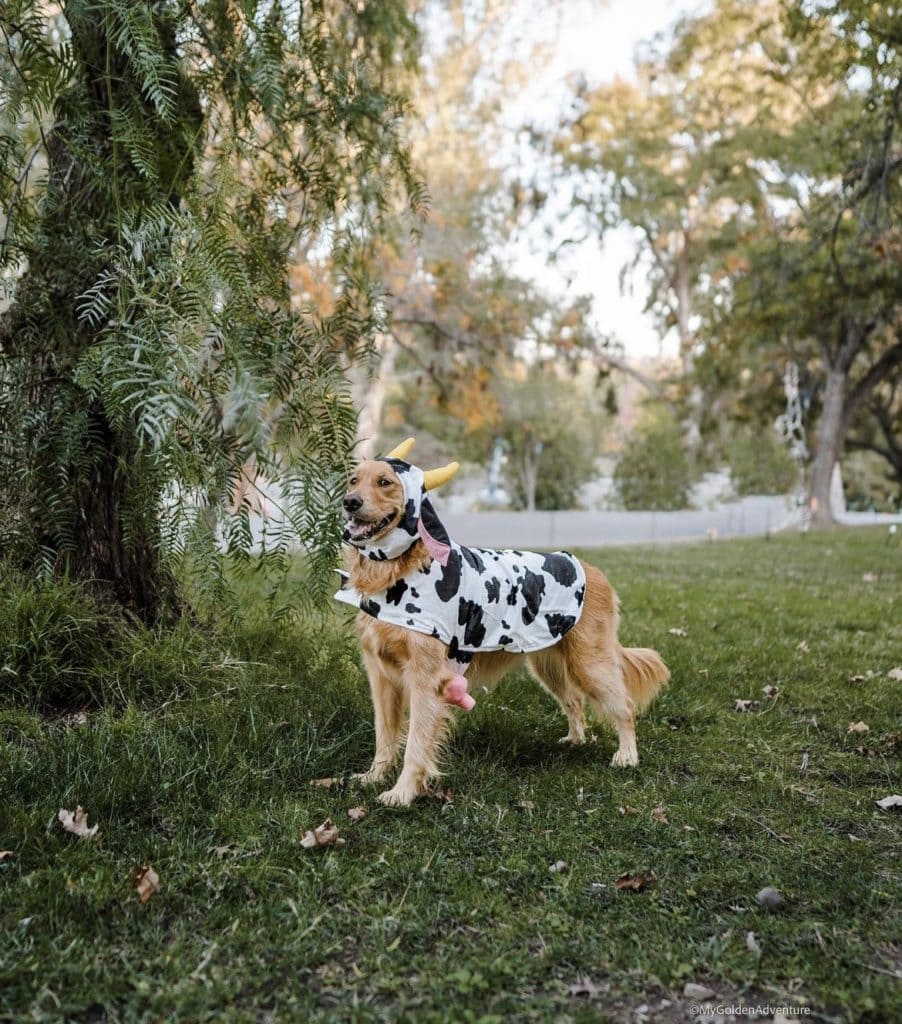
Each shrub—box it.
[726,428,798,495]
[613,415,694,510]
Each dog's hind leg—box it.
[527,650,586,745]
[355,653,405,785]
[568,654,639,767]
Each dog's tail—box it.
[620,646,669,714]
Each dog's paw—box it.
[610,749,639,768]
[377,784,421,807]
[352,768,386,786]
[558,733,586,746]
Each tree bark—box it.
[808,368,847,527]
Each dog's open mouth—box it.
[345,511,398,542]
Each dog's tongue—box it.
[346,519,372,541]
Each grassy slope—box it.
[1,529,900,1023]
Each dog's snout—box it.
[344,493,363,514]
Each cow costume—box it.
[335,454,586,707]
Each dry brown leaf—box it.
[862,572,877,583]
[887,667,902,682]
[431,787,454,803]
[0,850,13,862]
[615,869,656,892]
[668,627,687,638]
[131,864,160,904]
[549,860,567,873]
[651,805,669,824]
[796,640,810,653]
[347,806,367,822]
[618,805,639,816]
[848,673,868,683]
[734,699,761,713]
[209,844,237,859]
[300,819,345,850]
[310,777,339,789]
[876,795,902,811]
[517,799,535,811]
[847,721,870,734]
[762,685,780,698]
[58,806,99,839]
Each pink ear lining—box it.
[417,517,451,565]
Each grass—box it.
[1,528,900,1023]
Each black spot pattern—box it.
[457,598,487,648]
[498,634,513,645]
[485,578,501,603]
[545,612,576,638]
[385,578,408,606]
[519,570,546,625]
[461,547,487,574]
[542,552,578,587]
[405,602,421,614]
[359,598,381,618]
[435,550,462,602]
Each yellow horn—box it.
[385,437,415,461]
[423,461,460,491]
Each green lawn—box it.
[1,528,900,1023]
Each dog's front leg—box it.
[378,670,451,807]
[354,654,405,785]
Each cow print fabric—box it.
[335,457,586,660]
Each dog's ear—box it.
[384,437,415,461]
[423,461,459,491]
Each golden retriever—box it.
[340,450,669,807]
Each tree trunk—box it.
[808,368,847,527]
[352,333,398,459]
[0,6,203,623]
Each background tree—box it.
[0,0,420,621]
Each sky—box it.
[502,0,704,360]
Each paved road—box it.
[436,495,794,549]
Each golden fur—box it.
[343,459,670,806]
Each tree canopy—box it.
[0,0,422,619]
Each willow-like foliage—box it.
[0,1,424,621]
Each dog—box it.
[336,438,669,807]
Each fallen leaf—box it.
[847,721,870,734]
[300,819,345,849]
[887,667,902,682]
[668,627,687,637]
[0,850,13,862]
[310,777,339,789]
[208,844,237,859]
[796,640,809,653]
[131,864,160,904]
[618,805,639,816]
[347,806,367,822]
[762,685,779,698]
[517,799,535,811]
[862,572,877,583]
[430,787,454,803]
[746,931,761,955]
[734,699,761,713]
[615,869,656,892]
[848,673,867,683]
[58,806,98,839]
[549,860,567,873]
[650,805,669,824]
[755,886,785,910]
[876,795,902,811]
[683,982,715,1000]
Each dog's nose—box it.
[343,494,363,514]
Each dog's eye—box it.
[349,477,357,486]
[378,478,391,487]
